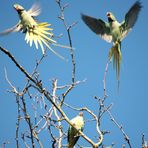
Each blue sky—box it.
[0,0,148,147]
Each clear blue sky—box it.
[0,0,148,147]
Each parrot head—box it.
[13,4,24,13]
[79,112,83,117]
[106,12,116,22]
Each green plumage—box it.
[68,112,84,148]
[109,41,122,81]
[82,1,142,85]
[0,3,68,60]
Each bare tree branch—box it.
[106,108,132,148]
[0,1,143,147]
[0,46,36,84]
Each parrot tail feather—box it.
[109,41,122,84]
[24,22,68,61]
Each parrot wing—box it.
[120,1,142,40]
[27,2,41,17]
[67,114,84,148]
[68,125,82,148]
[0,22,22,36]
[81,14,112,43]
[68,126,80,148]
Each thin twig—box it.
[21,133,30,148]
[15,95,21,148]
[106,108,132,148]
[60,79,86,106]
[52,79,63,148]
[4,68,21,147]
[4,67,18,93]
[56,0,76,105]
[103,61,110,98]
[1,141,10,148]
[20,95,35,148]
[0,46,36,84]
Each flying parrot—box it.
[0,3,66,60]
[81,1,142,83]
[68,112,84,148]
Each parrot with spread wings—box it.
[82,1,142,84]
[0,3,66,60]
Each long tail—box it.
[109,41,122,83]
[25,22,66,60]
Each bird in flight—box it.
[82,1,142,84]
[0,3,66,60]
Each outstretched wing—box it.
[27,2,41,17]
[0,22,22,36]
[81,13,112,43]
[120,1,142,40]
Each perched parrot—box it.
[0,3,66,60]
[68,112,84,148]
[81,1,142,84]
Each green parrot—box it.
[81,1,142,83]
[0,3,66,60]
[68,112,84,148]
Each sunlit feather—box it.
[0,3,70,60]
[109,41,122,82]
